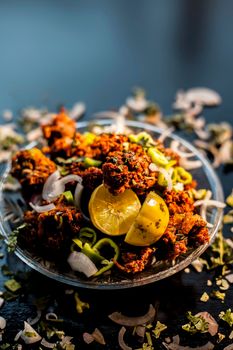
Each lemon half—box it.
[125,191,169,246]
[89,184,141,236]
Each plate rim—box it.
[0,119,224,289]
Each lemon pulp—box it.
[88,184,141,236]
[125,191,169,246]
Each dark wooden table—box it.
[0,1,232,349]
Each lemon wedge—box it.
[88,184,141,236]
[125,191,169,246]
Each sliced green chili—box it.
[93,238,119,276]
[62,191,74,204]
[175,166,192,184]
[147,147,169,166]
[79,227,97,246]
[84,157,102,168]
[81,243,105,264]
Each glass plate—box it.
[0,120,224,289]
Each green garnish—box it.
[129,132,155,148]
[152,321,167,338]
[147,147,169,166]
[84,157,102,168]
[74,293,89,314]
[217,333,225,343]
[211,290,225,301]
[182,311,209,334]
[7,223,27,252]
[219,309,233,327]
[145,332,153,346]
[4,279,21,293]
[200,292,209,302]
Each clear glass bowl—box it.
[0,120,224,289]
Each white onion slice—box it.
[45,312,58,321]
[58,174,82,187]
[126,97,148,112]
[27,310,42,326]
[69,102,86,120]
[20,321,42,344]
[200,190,212,222]
[41,338,56,348]
[42,170,61,201]
[60,336,73,347]
[194,200,226,208]
[179,158,202,170]
[14,331,23,342]
[74,182,84,208]
[92,328,106,345]
[158,127,174,143]
[170,140,194,158]
[185,88,222,106]
[29,202,55,213]
[27,127,43,142]
[0,298,4,309]
[118,327,132,350]
[67,251,98,277]
[83,333,94,344]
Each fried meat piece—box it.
[42,109,76,146]
[82,167,103,191]
[160,212,209,259]
[90,134,129,160]
[163,189,194,215]
[102,150,157,195]
[11,148,57,190]
[20,202,83,257]
[115,247,154,274]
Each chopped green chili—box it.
[147,147,169,166]
[84,157,102,168]
[175,167,192,184]
[62,191,74,204]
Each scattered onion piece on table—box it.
[27,310,42,326]
[158,127,174,143]
[20,321,41,344]
[170,140,194,158]
[118,327,132,350]
[108,304,155,327]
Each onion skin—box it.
[118,327,132,350]
[108,304,156,327]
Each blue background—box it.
[0,0,233,121]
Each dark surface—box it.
[0,1,233,349]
